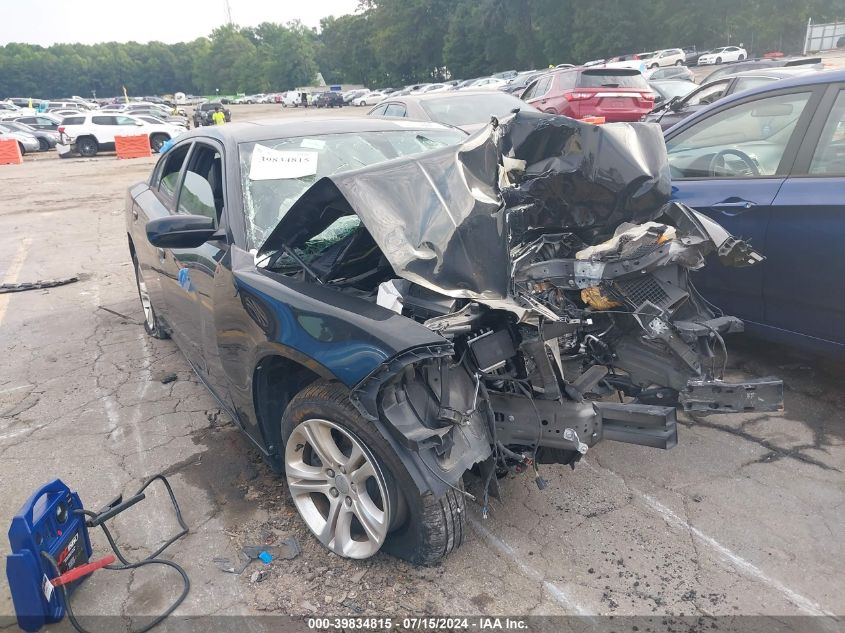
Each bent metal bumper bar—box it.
[680,377,784,414]
[490,377,784,454]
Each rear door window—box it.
[61,116,85,125]
[384,103,407,117]
[809,90,845,176]
[92,116,117,125]
[531,76,552,98]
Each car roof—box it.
[175,117,455,145]
[665,69,845,135]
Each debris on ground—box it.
[158,372,178,384]
[97,304,143,325]
[214,538,301,575]
[1,276,79,293]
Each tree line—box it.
[1,0,841,99]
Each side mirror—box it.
[669,97,685,112]
[146,215,217,248]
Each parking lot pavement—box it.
[1,140,843,630]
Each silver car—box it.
[0,124,39,154]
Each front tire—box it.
[132,253,168,339]
[18,142,26,156]
[38,138,49,151]
[281,380,465,564]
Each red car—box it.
[520,67,654,122]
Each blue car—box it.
[664,69,845,356]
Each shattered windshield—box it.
[239,128,465,248]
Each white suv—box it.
[57,112,184,157]
[647,48,686,68]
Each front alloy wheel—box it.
[285,418,390,559]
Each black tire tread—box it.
[283,379,465,565]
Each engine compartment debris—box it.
[251,111,784,507]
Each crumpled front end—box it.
[260,111,783,499]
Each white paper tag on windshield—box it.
[249,145,318,180]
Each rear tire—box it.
[281,380,465,565]
[132,253,168,339]
[77,136,97,157]
[738,54,746,61]
[675,59,683,66]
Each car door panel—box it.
[671,180,778,321]
[764,179,844,344]
[144,143,192,341]
[763,84,845,346]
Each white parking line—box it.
[0,237,33,326]
[468,516,595,617]
[584,462,835,617]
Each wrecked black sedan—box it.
[126,114,782,565]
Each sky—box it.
[0,0,361,46]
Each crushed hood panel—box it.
[259,111,672,302]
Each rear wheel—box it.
[738,54,746,60]
[281,380,465,564]
[132,252,168,339]
[77,136,97,157]
[675,59,683,66]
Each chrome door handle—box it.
[157,248,166,261]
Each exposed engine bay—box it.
[256,111,784,502]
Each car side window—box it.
[384,103,407,117]
[809,90,845,176]
[521,80,539,100]
[92,115,117,125]
[177,143,224,225]
[154,143,191,201]
[369,104,388,116]
[115,116,137,126]
[666,91,812,178]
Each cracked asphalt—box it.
[1,107,843,632]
